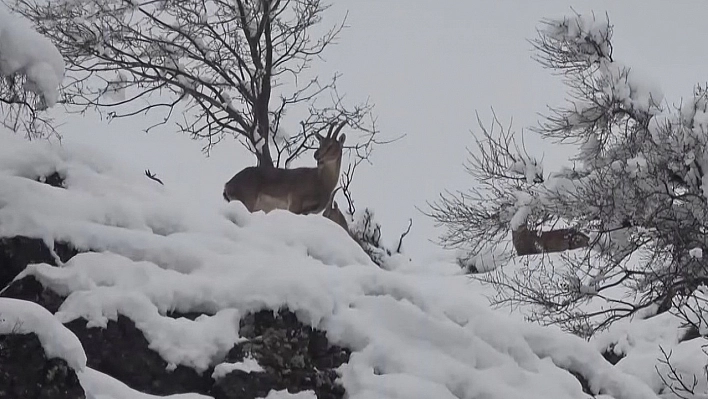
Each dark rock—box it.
[1,279,214,396]
[601,344,625,365]
[38,171,66,188]
[0,236,78,291]
[65,315,213,396]
[166,310,210,320]
[0,333,85,399]
[569,370,592,395]
[212,309,350,399]
[211,367,280,399]
[1,275,66,314]
[679,325,701,342]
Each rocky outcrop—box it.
[37,171,66,189]
[0,333,85,399]
[66,315,213,396]
[0,236,77,290]
[0,170,76,289]
[211,310,350,399]
[1,274,66,314]
[0,235,350,399]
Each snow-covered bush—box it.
[0,8,64,137]
[428,12,708,337]
[347,206,412,270]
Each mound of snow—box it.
[262,390,316,399]
[79,367,211,399]
[0,131,661,399]
[593,311,708,397]
[212,357,264,380]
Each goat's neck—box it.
[317,158,342,195]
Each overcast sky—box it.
[51,1,708,263]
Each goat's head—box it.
[314,121,346,164]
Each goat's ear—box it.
[339,134,346,144]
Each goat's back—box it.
[223,166,323,212]
[539,229,589,251]
[512,226,589,256]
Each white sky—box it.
[48,1,708,262]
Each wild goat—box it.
[223,121,346,215]
[512,224,589,256]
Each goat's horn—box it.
[332,120,347,138]
[325,122,337,139]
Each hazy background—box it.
[49,1,708,263]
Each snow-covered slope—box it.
[0,131,660,399]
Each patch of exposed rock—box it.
[211,310,350,399]
[0,236,77,291]
[0,333,85,399]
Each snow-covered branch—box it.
[0,8,64,138]
[429,11,708,336]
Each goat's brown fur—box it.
[223,122,346,215]
[512,225,589,256]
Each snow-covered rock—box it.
[0,298,85,371]
[0,331,85,399]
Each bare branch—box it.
[8,0,381,166]
[144,169,164,185]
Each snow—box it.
[0,298,86,372]
[509,156,543,184]
[105,71,129,102]
[542,13,612,64]
[599,60,663,115]
[212,357,265,380]
[509,191,533,230]
[0,9,64,106]
[79,367,211,399]
[690,247,703,259]
[522,326,659,399]
[19,256,243,373]
[591,311,708,398]
[0,130,669,398]
[261,390,316,399]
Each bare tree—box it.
[427,11,708,338]
[7,0,379,165]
